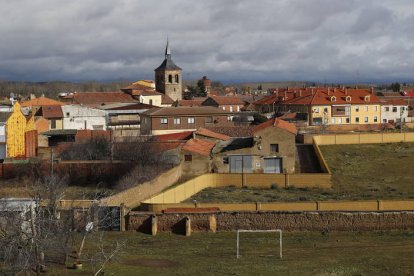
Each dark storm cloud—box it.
[0,0,413,82]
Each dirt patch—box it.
[122,258,180,268]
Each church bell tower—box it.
[154,40,182,101]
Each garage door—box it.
[264,158,282,173]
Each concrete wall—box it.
[127,211,414,232]
[141,173,332,209]
[100,164,182,208]
[142,199,414,213]
[62,105,107,130]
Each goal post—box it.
[236,229,282,259]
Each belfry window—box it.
[175,74,179,83]
[168,75,173,83]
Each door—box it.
[264,158,282,173]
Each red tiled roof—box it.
[195,127,231,141]
[36,105,64,119]
[380,99,408,106]
[161,94,175,105]
[142,106,230,116]
[182,138,215,156]
[403,91,414,98]
[177,99,204,107]
[21,97,64,107]
[205,96,245,105]
[152,131,193,142]
[253,118,297,135]
[72,92,137,107]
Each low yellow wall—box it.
[142,173,332,206]
[142,200,414,213]
[313,132,414,145]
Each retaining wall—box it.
[127,211,414,232]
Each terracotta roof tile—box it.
[36,105,63,119]
[142,106,230,116]
[152,131,193,142]
[182,138,215,156]
[195,127,231,141]
[72,92,137,107]
[204,96,245,105]
[161,94,175,105]
[253,118,297,135]
[21,97,64,107]
[176,99,204,107]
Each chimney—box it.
[299,90,302,97]
[345,89,348,95]
[284,91,287,99]
[371,87,374,95]
[327,88,330,96]
[312,88,315,95]
[276,91,279,97]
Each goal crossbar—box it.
[236,229,282,259]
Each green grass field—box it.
[25,231,414,275]
[186,143,414,203]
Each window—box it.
[184,154,192,162]
[149,99,153,105]
[175,74,179,83]
[374,116,378,123]
[237,106,240,112]
[324,107,328,113]
[314,107,319,113]
[229,106,233,112]
[338,118,342,124]
[270,144,279,152]
[364,117,368,123]
[346,118,350,123]
[331,118,335,124]
[173,117,181,125]
[393,107,397,112]
[401,107,405,111]
[66,112,70,117]
[364,106,368,112]
[355,117,360,123]
[383,119,387,123]
[355,106,359,112]
[51,119,56,129]
[188,117,195,124]
[374,106,378,112]
[385,107,390,112]
[168,75,173,83]
[222,106,226,110]
[206,116,213,123]
[160,118,168,124]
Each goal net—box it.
[236,229,282,259]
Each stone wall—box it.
[127,211,414,233]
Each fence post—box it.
[151,215,158,236]
[185,216,191,237]
[120,203,126,232]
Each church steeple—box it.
[165,38,171,59]
[155,39,183,101]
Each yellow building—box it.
[275,88,381,126]
[6,102,27,158]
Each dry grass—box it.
[187,143,414,202]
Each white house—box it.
[62,104,107,130]
[380,99,408,124]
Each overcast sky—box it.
[0,0,413,83]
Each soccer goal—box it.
[236,229,282,259]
